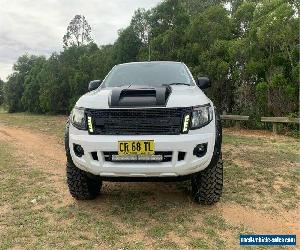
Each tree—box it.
[131,8,152,60]
[243,0,298,116]
[21,56,46,112]
[147,0,190,60]
[131,8,151,45]
[233,1,256,37]
[187,5,234,111]
[182,0,223,16]
[149,0,189,37]
[113,26,142,63]
[39,53,70,113]
[229,2,258,116]
[63,15,93,48]
[4,55,39,112]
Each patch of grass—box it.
[54,204,126,245]
[200,227,218,237]
[155,241,181,249]
[195,227,226,248]
[174,223,189,237]
[203,214,231,231]
[105,191,151,227]
[0,143,57,249]
[127,242,146,250]
[147,225,169,239]
[223,131,300,210]
[189,238,209,249]
[239,148,299,168]
[223,159,300,210]
[223,134,265,146]
[94,221,125,245]
[0,141,126,249]
[223,162,257,205]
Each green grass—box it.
[0,143,57,249]
[189,238,209,249]
[223,133,266,146]
[0,141,126,249]
[222,132,300,210]
[0,112,299,249]
[155,241,181,249]
[127,242,146,250]
[147,225,170,239]
[202,214,231,231]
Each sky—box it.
[0,0,162,80]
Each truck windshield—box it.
[103,62,194,87]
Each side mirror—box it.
[88,80,102,92]
[196,77,211,89]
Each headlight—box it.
[191,104,213,129]
[70,107,86,130]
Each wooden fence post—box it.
[272,123,277,134]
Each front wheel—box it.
[65,120,102,200]
[191,157,223,205]
[66,162,102,200]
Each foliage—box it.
[114,26,142,63]
[4,55,40,112]
[21,56,46,113]
[63,15,93,48]
[2,0,299,118]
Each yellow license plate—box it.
[118,140,155,155]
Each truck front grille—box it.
[86,108,192,135]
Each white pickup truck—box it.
[65,61,223,204]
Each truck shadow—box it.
[72,181,204,219]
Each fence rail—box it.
[261,117,300,123]
[261,117,300,133]
[221,115,299,134]
[221,115,249,121]
[220,115,249,128]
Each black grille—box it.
[86,108,192,135]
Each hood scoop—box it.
[109,85,171,107]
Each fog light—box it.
[73,144,84,157]
[193,143,207,158]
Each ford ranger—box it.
[65,61,223,204]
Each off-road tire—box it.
[191,157,223,204]
[191,110,223,205]
[65,120,102,200]
[66,162,102,200]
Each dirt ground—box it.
[0,120,299,249]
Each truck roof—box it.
[117,61,183,66]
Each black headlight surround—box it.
[70,107,87,130]
[190,104,214,130]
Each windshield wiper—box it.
[163,83,191,86]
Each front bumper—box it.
[69,123,215,177]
